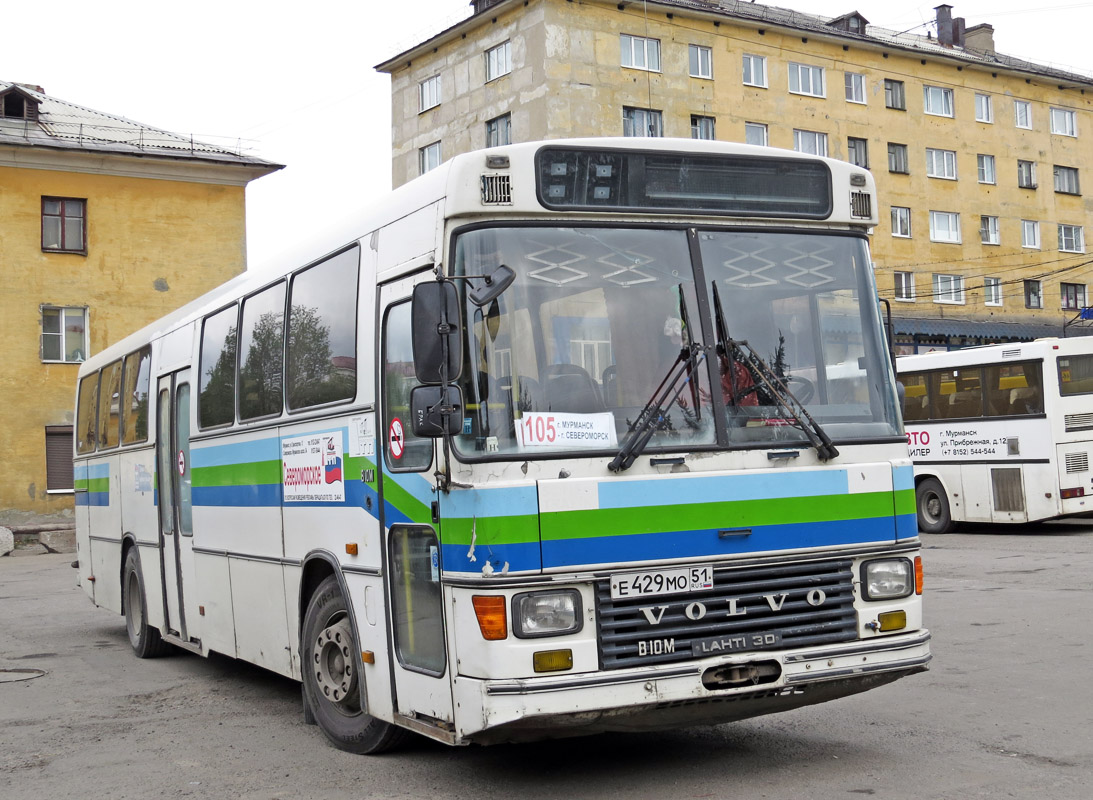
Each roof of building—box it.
[376,0,1093,88]
[0,80,283,172]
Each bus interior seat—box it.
[601,365,618,407]
[542,363,605,413]
[499,375,541,413]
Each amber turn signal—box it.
[914,556,924,595]
[533,649,573,673]
[345,543,359,556]
[472,595,508,640]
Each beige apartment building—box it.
[377,0,1093,352]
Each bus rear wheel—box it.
[301,576,407,754]
[123,548,170,658]
[916,477,953,534]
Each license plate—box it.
[692,630,783,657]
[611,565,714,600]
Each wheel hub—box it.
[313,617,357,705]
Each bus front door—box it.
[155,370,200,646]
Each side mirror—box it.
[411,280,463,384]
[410,384,464,437]
[468,264,515,307]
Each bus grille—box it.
[850,191,871,219]
[1065,413,1093,432]
[1065,451,1089,474]
[481,174,513,205]
[596,559,858,670]
[992,467,1025,512]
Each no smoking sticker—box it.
[389,418,404,459]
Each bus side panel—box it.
[193,551,235,658]
[88,454,123,614]
[344,573,396,722]
[74,461,95,601]
[958,466,992,523]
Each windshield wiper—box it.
[711,283,839,462]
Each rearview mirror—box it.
[468,264,515,307]
[410,384,464,437]
[411,280,463,384]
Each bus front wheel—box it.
[916,477,953,534]
[123,548,171,658]
[301,576,407,754]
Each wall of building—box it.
[0,163,247,515]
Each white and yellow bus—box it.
[898,337,1093,532]
[74,138,929,753]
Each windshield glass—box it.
[452,226,900,460]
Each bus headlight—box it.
[512,590,582,638]
[861,559,914,600]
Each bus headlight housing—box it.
[861,559,914,600]
[512,590,582,638]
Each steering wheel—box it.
[784,375,815,404]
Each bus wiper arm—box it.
[608,342,706,473]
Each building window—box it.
[923,85,954,117]
[847,137,868,168]
[41,306,88,363]
[689,44,712,79]
[894,271,915,301]
[891,206,911,238]
[1024,280,1043,309]
[1021,220,1040,249]
[742,54,767,87]
[485,113,511,147]
[1014,100,1032,129]
[977,154,996,184]
[45,425,75,492]
[621,34,660,72]
[980,215,1000,245]
[793,129,827,156]
[419,141,441,174]
[984,277,1003,306]
[691,114,715,140]
[485,41,512,82]
[926,148,957,180]
[42,197,86,253]
[933,274,965,304]
[845,72,866,104]
[788,63,825,97]
[1059,224,1085,253]
[623,107,662,137]
[744,122,768,146]
[975,93,993,123]
[888,143,909,174]
[884,79,905,110]
[1050,107,1077,137]
[1054,165,1080,195]
[419,75,441,112]
[1062,282,1087,310]
[1017,160,1037,189]
[929,211,961,243]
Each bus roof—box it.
[896,337,1092,372]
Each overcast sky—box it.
[5,1,1091,267]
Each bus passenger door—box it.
[378,276,454,729]
[155,370,201,645]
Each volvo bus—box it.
[74,138,929,753]
[898,337,1093,532]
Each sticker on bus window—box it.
[282,431,346,503]
[515,411,618,450]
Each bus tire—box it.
[123,547,171,658]
[301,576,408,754]
[916,477,953,534]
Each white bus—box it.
[74,138,929,753]
[898,337,1093,533]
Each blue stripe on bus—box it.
[75,492,110,507]
[193,484,283,507]
[440,541,542,574]
[597,469,849,509]
[895,512,918,540]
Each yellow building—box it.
[377,0,1093,352]
[0,81,280,516]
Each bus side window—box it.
[76,372,100,454]
[121,347,151,444]
[901,373,929,421]
[382,301,433,472]
[97,360,123,449]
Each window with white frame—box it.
[1050,107,1077,137]
[923,85,954,117]
[1018,159,1037,188]
[1054,165,1080,194]
[933,273,965,304]
[984,276,1003,306]
[691,114,715,140]
[793,129,827,156]
[1061,282,1087,310]
[486,41,512,82]
[744,122,768,146]
[975,93,993,123]
[1014,99,1032,129]
[788,62,825,97]
[41,306,88,363]
[980,215,1000,245]
[894,271,915,301]
[689,44,712,79]
[884,79,905,110]
[845,72,866,104]
[485,113,511,147]
[1021,219,1040,248]
[419,75,441,112]
[847,137,868,168]
[621,34,660,72]
[891,206,911,238]
[977,154,996,184]
[888,143,909,173]
[930,211,961,243]
[1024,279,1043,309]
[742,54,767,87]
[623,106,663,137]
[419,141,441,174]
[1059,224,1085,253]
[926,148,957,179]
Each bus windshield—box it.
[452,225,899,459]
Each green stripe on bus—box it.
[192,461,281,487]
[438,514,541,546]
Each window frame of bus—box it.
[76,371,100,454]
[1059,353,1093,396]
[534,145,834,219]
[198,301,240,430]
[120,346,152,445]
[238,280,287,422]
[96,358,124,450]
[382,299,434,473]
